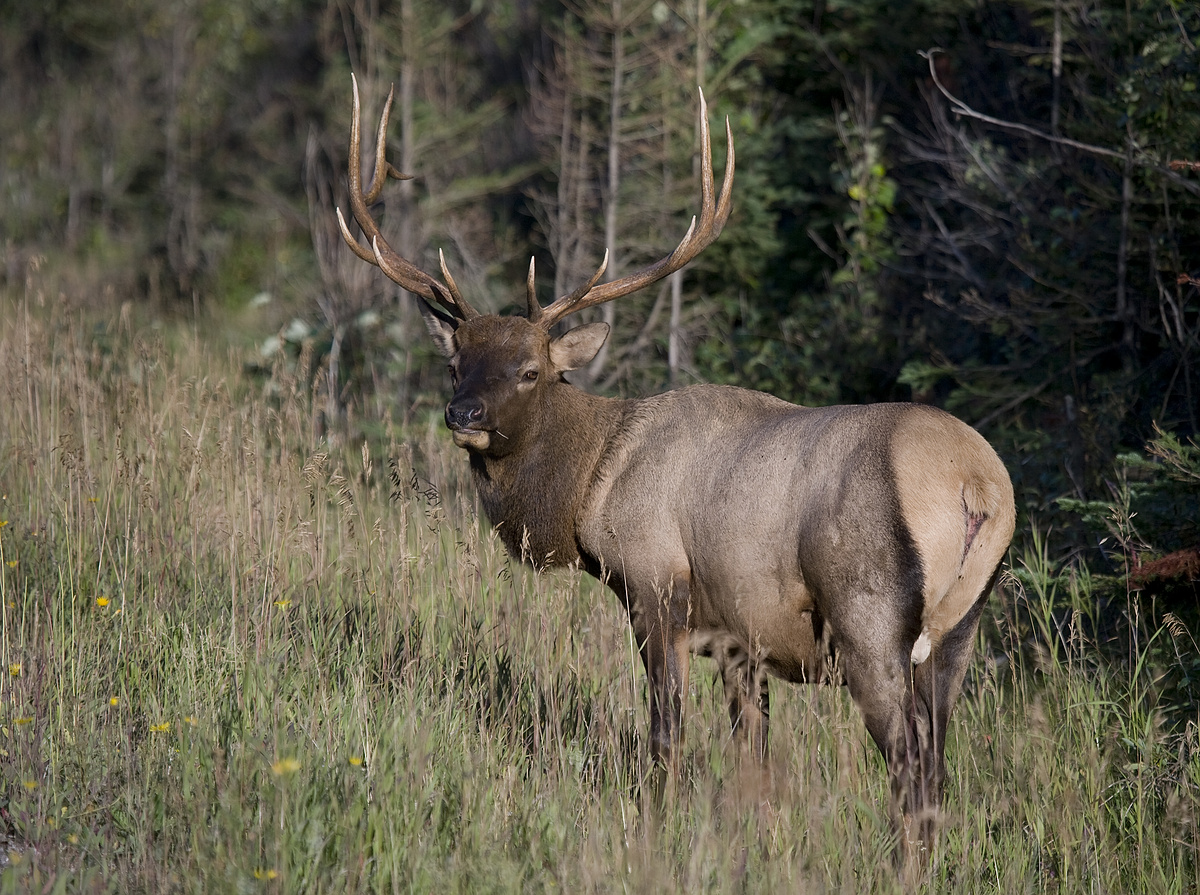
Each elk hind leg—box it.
[717,643,770,764]
[851,672,918,821]
[908,583,992,843]
[861,586,989,876]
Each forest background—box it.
[4,0,1200,567]
[3,0,1199,561]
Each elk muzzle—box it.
[445,396,492,450]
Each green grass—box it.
[0,292,1197,893]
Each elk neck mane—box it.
[466,380,632,569]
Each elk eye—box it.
[523,369,539,382]
[447,364,458,384]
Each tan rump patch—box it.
[891,406,1016,653]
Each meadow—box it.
[1,286,1197,893]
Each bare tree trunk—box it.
[326,324,345,443]
[669,0,709,386]
[395,0,420,339]
[586,0,625,384]
[61,106,80,250]
[398,0,417,262]
[1116,134,1135,367]
[1051,0,1062,138]
[164,12,197,300]
[668,270,682,383]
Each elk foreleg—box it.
[637,571,693,771]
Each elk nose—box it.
[445,399,484,431]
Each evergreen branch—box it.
[971,346,1110,432]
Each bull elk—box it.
[338,75,1015,859]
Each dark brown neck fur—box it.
[468,383,630,568]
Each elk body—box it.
[339,76,1016,856]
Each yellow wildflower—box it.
[15,716,33,726]
[96,596,110,608]
[6,560,16,569]
[271,757,300,776]
[348,756,364,767]
[109,697,119,706]
[254,868,280,880]
[184,716,198,726]
[8,663,19,676]
[273,599,291,610]
[150,722,170,733]
[22,779,36,791]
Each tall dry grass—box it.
[0,282,1197,892]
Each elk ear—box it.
[416,297,458,357]
[549,322,609,371]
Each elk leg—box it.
[843,656,925,837]
[845,585,991,872]
[907,582,993,845]
[637,572,693,770]
[718,645,770,764]
[642,633,688,768]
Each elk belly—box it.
[762,608,831,683]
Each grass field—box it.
[1,289,1198,893]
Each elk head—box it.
[337,75,734,456]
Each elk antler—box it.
[527,88,734,330]
[337,74,478,321]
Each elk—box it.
[338,75,1015,858]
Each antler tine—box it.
[535,88,734,330]
[525,258,540,321]
[338,74,478,320]
[362,80,395,206]
[526,251,608,324]
[543,251,610,324]
[438,249,473,311]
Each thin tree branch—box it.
[921,48,1122,159]
[921,48,1200,200]
[922,198,987,293]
